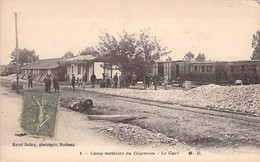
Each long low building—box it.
[20,55,121,82]
[20,58,67,81]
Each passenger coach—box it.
[152,60,260,85]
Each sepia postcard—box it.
[1,0,260,161]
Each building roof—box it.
[20,58,65,70]
[66,55,96,64]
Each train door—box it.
[158,63,164,77]
[176,64,179,78]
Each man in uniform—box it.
[90,73,97,88]
[44,75,51,93]
[53,74,59,93]
[113,73,118,89]
[28,73,33,88]
[153,73,159,90]
[71,74,76,91]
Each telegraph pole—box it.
[14,12,19,93]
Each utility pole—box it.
[14,12,19,93]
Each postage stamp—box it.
[20,91,60,139]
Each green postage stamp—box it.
[21,91,60,139]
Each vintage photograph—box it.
[1,0,260,161]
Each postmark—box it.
[20,91,60,139]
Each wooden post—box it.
[14,12,19,93]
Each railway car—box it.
[152,60,260,85]
[2,64,17,75]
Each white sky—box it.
[1,0,260,65]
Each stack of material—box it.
[86,84,260,114]
[96,123,180,147]
[60,98,93,112]
[184,84,260,114]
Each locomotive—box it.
[152,60,260,85]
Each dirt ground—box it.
[1,77,260,161]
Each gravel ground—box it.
[84,84,260,114]
[95,123,190,151]
[0,77,192,152]
[2,76,259,151]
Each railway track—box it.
[73,88,260,124]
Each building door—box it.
[176,64,179,78]
[85,64,89,81]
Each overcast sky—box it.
[1,0,260,65]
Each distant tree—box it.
[166,56,173,61]
[10,48,39,66]
[62,51,74,58]
[183,52,195,61]
[79,47,100,57]
[251,30,260,60]
[195,53,206,62]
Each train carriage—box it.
[152,60,260,85]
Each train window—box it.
[206,66,213,72]
[194,66,198,72]
[201,66,205,72]
[230,65,234,72]
[240,65,245,72]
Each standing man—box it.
[71,74,76,91]
[53,74,59,93]
[119,73,124,88]
[153,73,159,90]
[113,73,118,89]
[44,75,51,93]
[83,72,88,88]
[77,73,83,87]
[125,72,131,89]
[106,77,111,88]
[164,75,168,90]
[28,73,33,88]
[90,73,97,88]
[145,73,151,88]
[132,73,137,86]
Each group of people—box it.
[97,72,137,89]
[71,72,168,90]
[27,73,60,93]
[44,74,60,93]
[70,73,96,91]
[27,72,169,93]
[145,73,168,90]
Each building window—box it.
[78,65,81,75]
[71,65,74,73]
[201,66,205,72]
[206,66,213,72]
[194,66,198,72]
